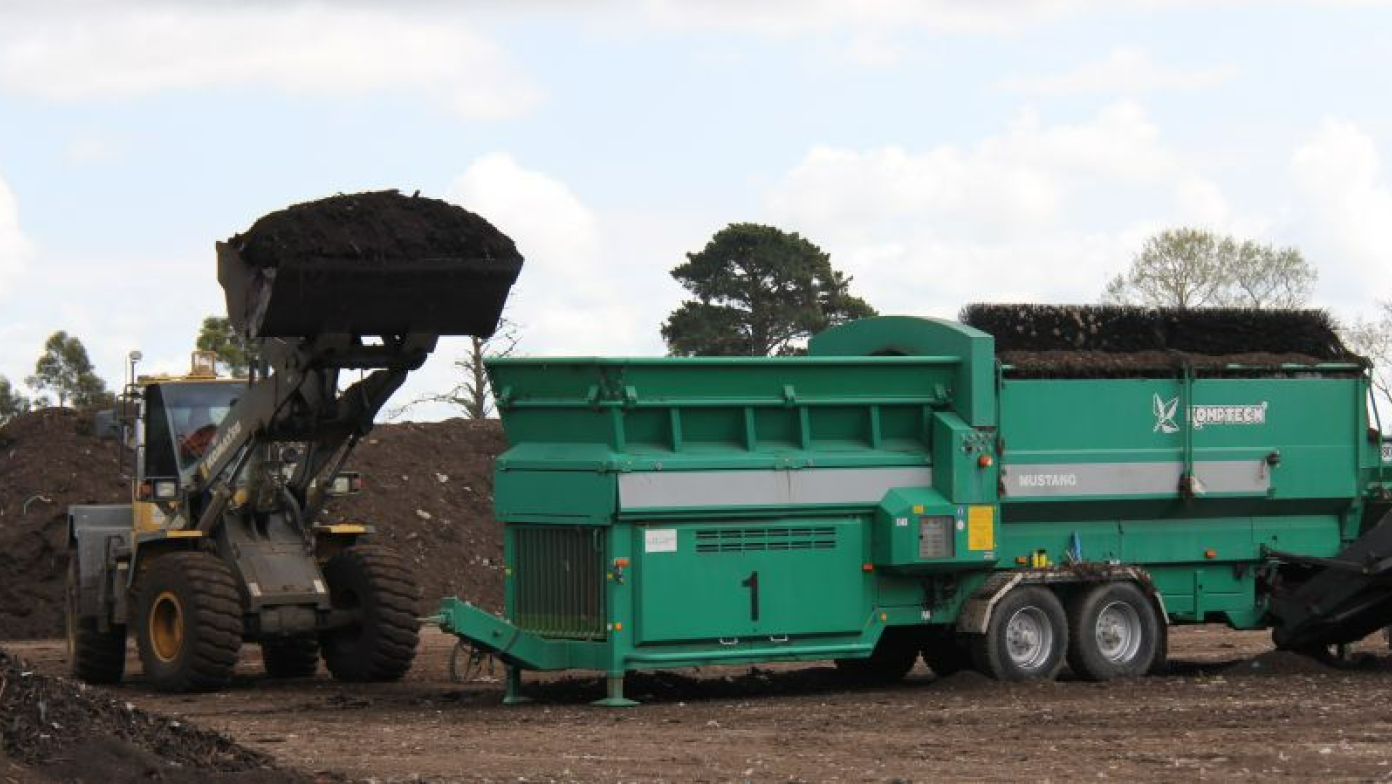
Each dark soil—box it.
[0,649,306,782]
[961,303,1355,362]
[0,409,507,641]
[0,408,126,640]
[228,190,523,267]
[996,348,1356,378]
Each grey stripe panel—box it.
[1003,460,1270,498]
[618,467,933,510]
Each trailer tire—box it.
[1066,582,1159,681]
[66,560,126,684]
[970,585,1067,681]
[134,551,244,693]
[834,628,920,684]
[320,545,420,682]
[261,637,320,678]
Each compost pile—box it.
[960,304,1360,377]
[0,408,126,640]
[228,190,521,266]
[0,649,300,783]
[0,411,507,641]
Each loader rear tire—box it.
[320,545,420,682]
[969,585,1067,681]
[66,560,127,684]
[261,637,320,678]
[834,628,920,685]
[1065,582,1159,681]
[134,551,244,693]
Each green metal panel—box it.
[632,519,869,643]
[494,469,615,523]
[809,316,997,428]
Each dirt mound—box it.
[0,648,305,782]
[0,408,127,640]
[931,669,997,693]
[229,190,521,267]
[0,409,506,641]
[1225,649,1333,676]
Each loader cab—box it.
[131,356,245,531]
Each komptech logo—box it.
[1152,392,1269,433]
[1152,393,1180,434]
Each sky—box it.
[1,0,1391,420]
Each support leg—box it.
[591,673,638,708]
[502,665,532,705]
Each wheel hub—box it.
[1094,600,1142,663]
[1005,606,1053,670]
[149,591,185,663]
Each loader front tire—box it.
[320,545,420,682]
[66,560,127,684]
[261,637,320,678]
[134,551,244,693]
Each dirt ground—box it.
[8,625,1392,783]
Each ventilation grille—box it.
[696,526,837,553]
[512,525,606,640]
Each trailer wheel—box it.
[970,585,1067,681]
[66,560,127,684]
[320,545,420,682]
[920,633,973,677]
[1066,582,1159,681]
[261,637,320,678]
[134,551,244,692]
[834,628,920,684]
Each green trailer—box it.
[435,311,1392,705]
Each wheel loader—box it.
[65,193,522,692]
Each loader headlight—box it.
[325,472,362,497]
[139,478,180,501]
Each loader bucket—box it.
[217,243,521,339]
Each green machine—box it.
[435,308,1392,705]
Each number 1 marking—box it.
[740,570,760,621]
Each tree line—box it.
[3,224,1389,427]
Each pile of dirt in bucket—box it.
[0,409,507,641]
[228,190,521,267]
[0,648,310,782]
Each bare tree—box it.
[1104,228,1316,309]
[1345,303,1392,413]
[397,318,520,419]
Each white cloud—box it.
[634,0,1093,35]
[1289,119,1392,313]
[999,47,1240,96]
[765,102,1247,315]
[0,3,539,120]
[0,172,33,302]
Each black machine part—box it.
[1269,509,1392,651]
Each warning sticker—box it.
[967,506,995,551]
[644,528,677,553]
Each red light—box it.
[978,455,994,468]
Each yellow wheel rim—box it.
[148,590,184,663]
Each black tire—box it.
[834,628,920,685]
[134,551,243,693]
[66,559,126,684]
[921,633,973,677]
[320,545,420,682]
[261,637,320,678]
[969,585,1068,681]
[1065,582,1161,681]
